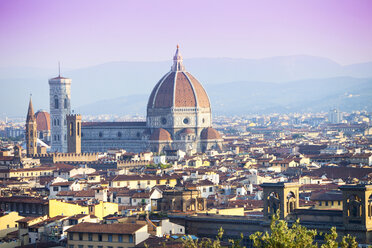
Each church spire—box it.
[26,95,36,122]
[171,44,185,72]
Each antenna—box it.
[58,62,61,77]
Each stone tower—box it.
[49,71,71,152]
[67,114,82,154]
[261,182,299,220]
[340,185,372,234]
[25,97,37,157]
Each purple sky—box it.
[1,0,372,68]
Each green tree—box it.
[250,211,358,248]
[179,210,358,248]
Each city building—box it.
[66,222,149,248]
[80,46,223,154]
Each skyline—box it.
[0,0,372,69]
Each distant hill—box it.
[1,55,372,116]
[76,77,372,115]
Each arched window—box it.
[57,119,60,126]
[54,96,59,109]
[64,98,68,109]
[77,123,80,136]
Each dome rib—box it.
[151,71,173,108]
[182,72,198,107]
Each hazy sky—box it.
[1,0,372,68]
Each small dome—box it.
[35,110,50,131]
[180,128,194,135]
[150,128,172,141]
[200,127,221,140]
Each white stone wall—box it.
[49,78,71,152]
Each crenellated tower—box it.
[49,68,71,152]
[25,97,37,157]
[67,114,82,154]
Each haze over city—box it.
[1,0,372,117]
[1,1,372,247]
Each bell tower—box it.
[67,114,82,154]
[49,65,71,152]
[25,97,37,157]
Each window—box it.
[53,186,59,191]
[88,246,93,248]
[77,123,80,136]
[98,234,102,241]
[64,98,68,109]
[99,132,103,138]
[319,202,322,206]
[117,132,122,138]
[79,233,83,241]
[78,246,83,248]
[183,118,189,124]
[69,246,74,248]
[118,235,123,242]
[54,96,59,109]
[325,201,329,206]
[108,234,112,242]
[129,235,133,243]
[209,187,213,192]
[88,233,92,241]
[69,233,73,240]
[70,123,73,136]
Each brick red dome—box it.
[147,72,210,109]
[180,128,195,135]
[200,127,221,140]
[150,128,172,141]
[35,111,50,131]
[147,46,210,109]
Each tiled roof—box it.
[82,121,146,127]
[150,128,172,141]
[66,222,146,234]
[147,71,210,109]
[35,111,50,131]
[200,127,221,140]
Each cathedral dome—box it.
[200,127,221,140]
[35,110,50,131]
[150,128,172,141]
[147,45,210,109]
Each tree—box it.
[180,210,358,248]
[250,211,358,248]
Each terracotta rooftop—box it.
[150,128,172,141]
[66,222,146,234]
[82,121,146,127]
[35,111,50,131]
[200,127,221,140]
